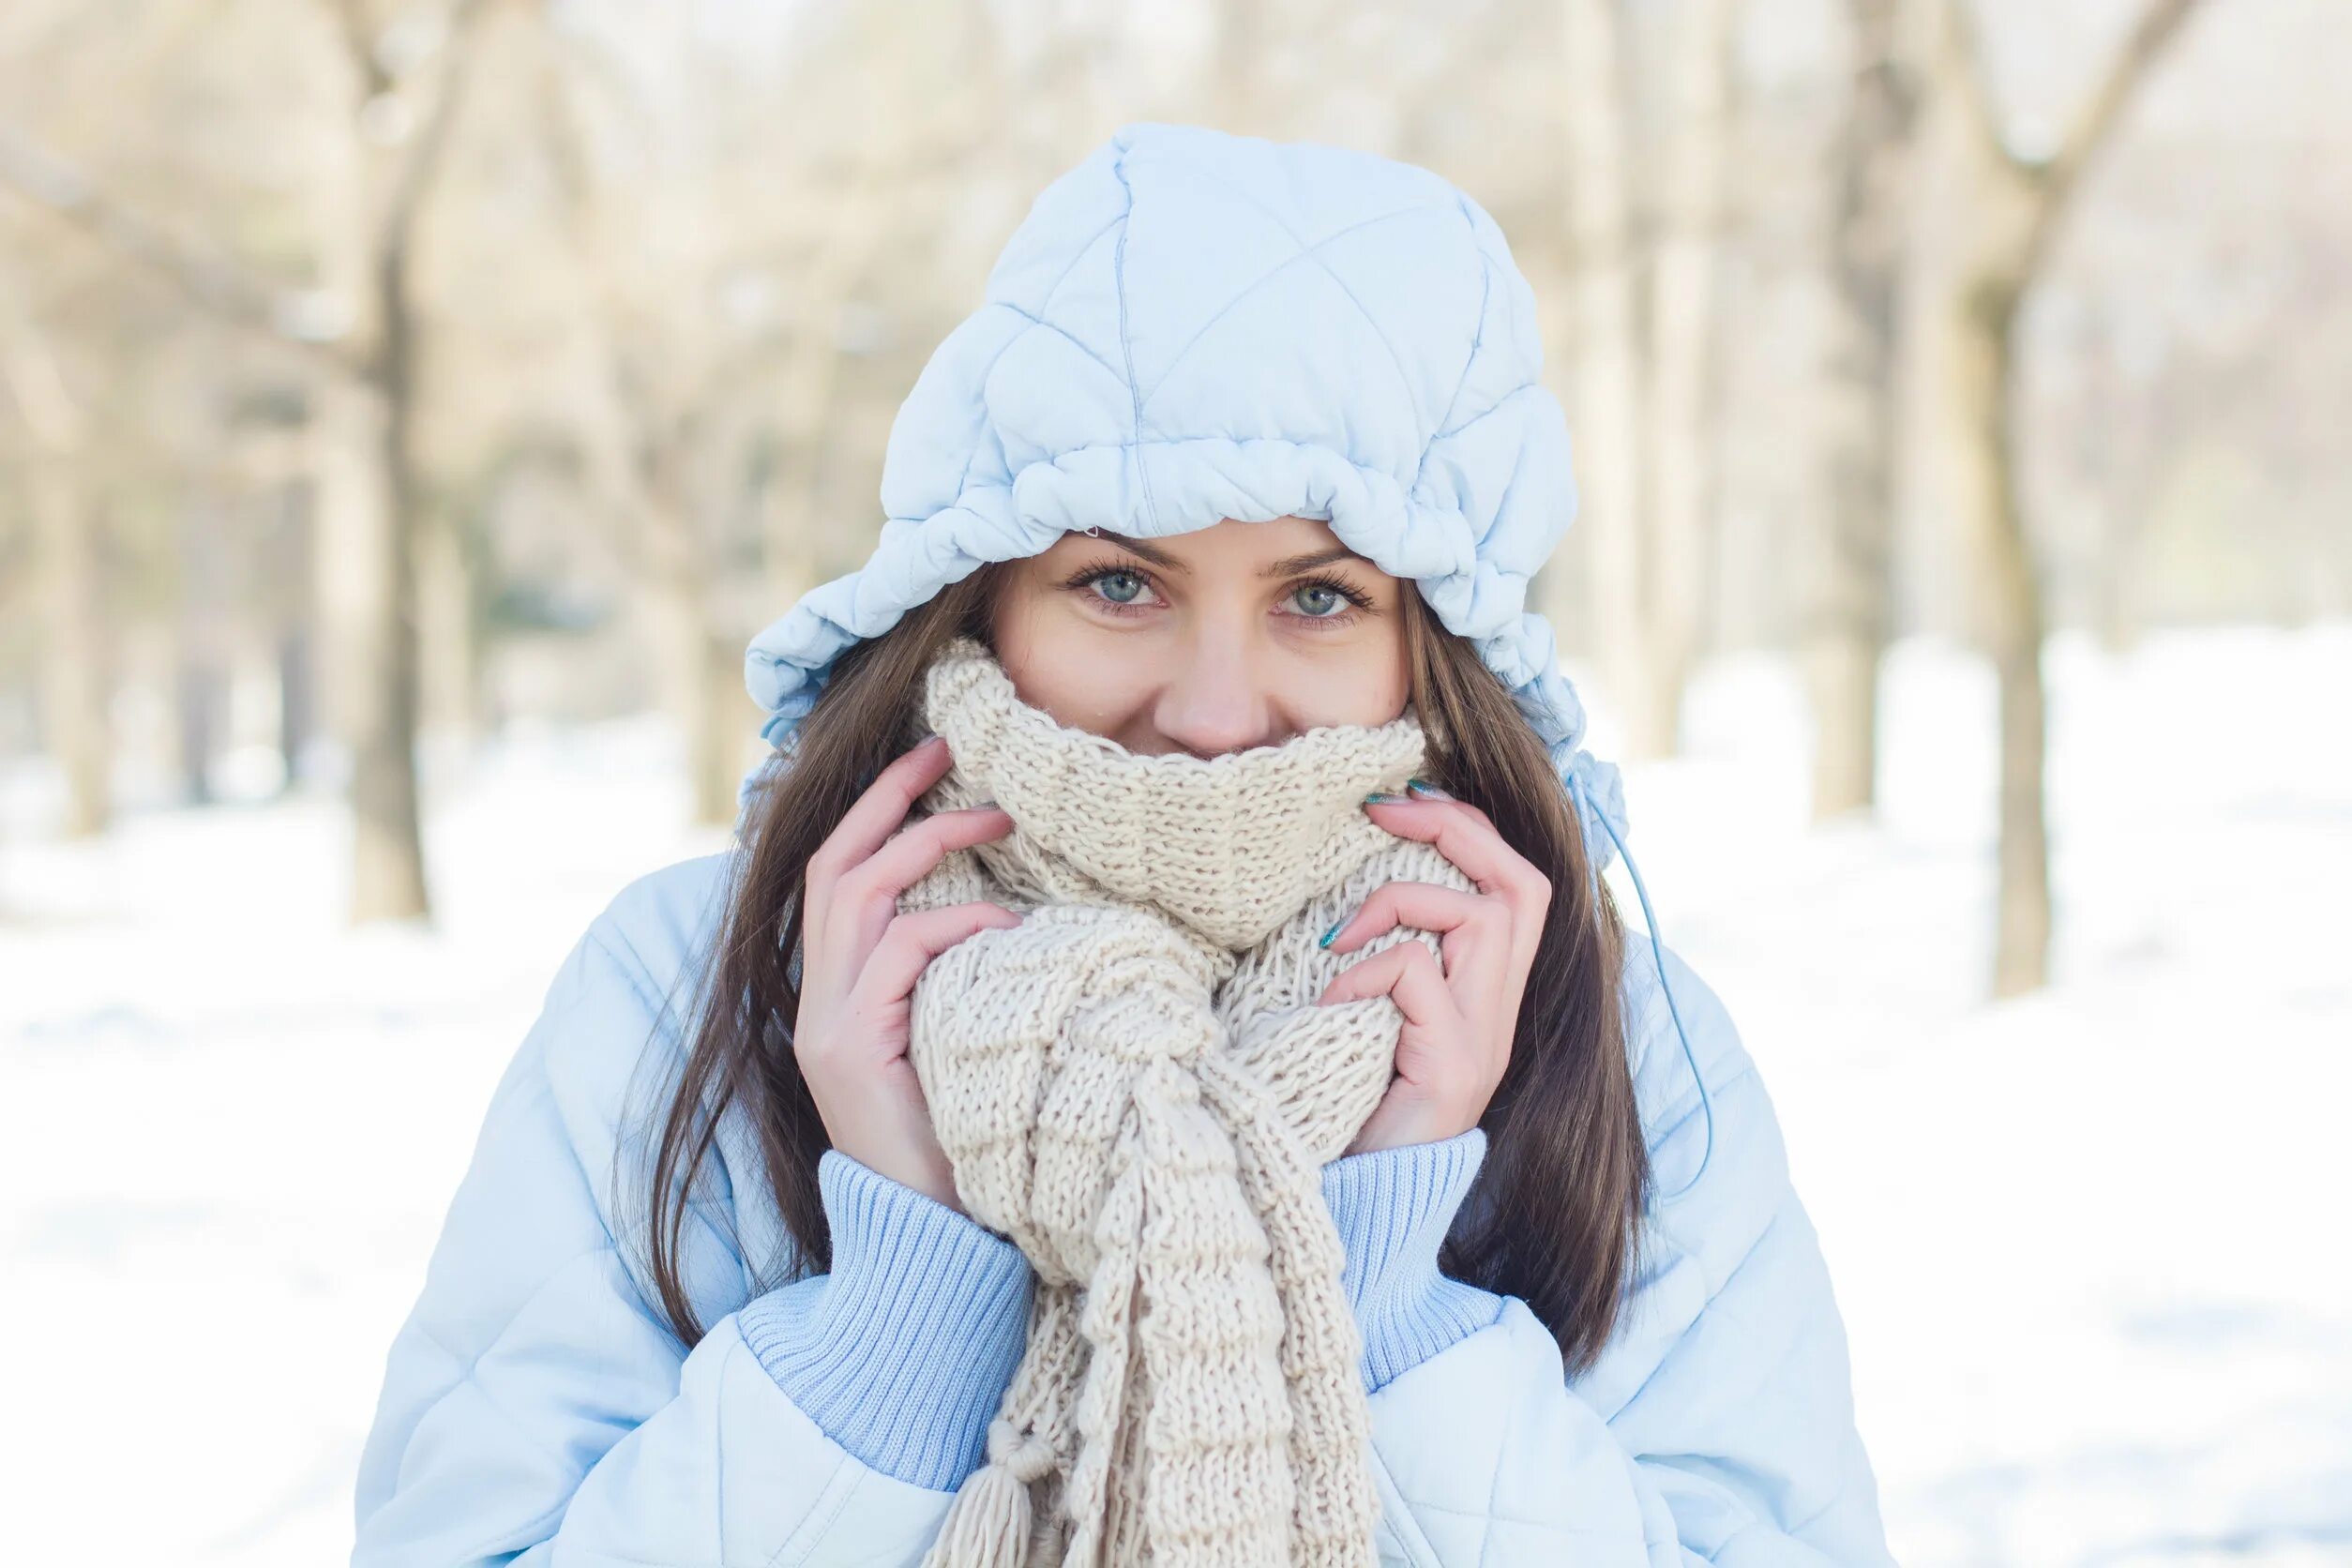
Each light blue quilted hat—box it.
[738,121,1630,870]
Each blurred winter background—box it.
[1,0,2345,1563]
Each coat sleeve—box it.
[350,867,1033,1568]
[1344,940,1897,1567]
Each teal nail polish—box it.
[1405,777,1454,801]
[1319,917,1345,948]
[1362,792,1406,806]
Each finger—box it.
[1324,882,1509,977]
[1407,780,1499,836]
[1363,794,1551,910]
[856,902,1026,1009]
[837,806,1015,916]
[807,735,956,894]
[1317,939,1455,1028]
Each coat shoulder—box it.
[549,847,746,1185]
[536,849,780,1314]
[1612,929,1754,1167]
[506,850,741,1140]
[579,850,743,1012]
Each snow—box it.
[3,624,2346,1566]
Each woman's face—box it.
[989,515,1411,758]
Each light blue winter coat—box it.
[353,123,1894,1564]
[352,852,1891,1565]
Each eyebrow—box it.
[1088,532,1370,579]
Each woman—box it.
[353,124,1893,1565]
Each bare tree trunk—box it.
[0,4,490,913]
[418,505,484,746]
[338,217,431,920]
[279,631,315,786]
[1951,271,2051,996]
[173,488,231,805]
[1636,0,1738,759]
[308,312,433,919]
[33,458,112,837]
[1560,0,1651,749]
[273,475,317,790]
[762,165,883,659]
[331,0,494,923]
[346,373,431,920]
[623,406,743,830]
[693,626,746,827]
[2,279,110,834]
[1931,0,2208,995]
[644,523,743,830]
[1807,0,1925,821]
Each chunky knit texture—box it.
[897,638,1474,1568]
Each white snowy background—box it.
[4,622,2346,1566]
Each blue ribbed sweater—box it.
[734,1128,1502,1492]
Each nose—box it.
[1151,633,1279,759]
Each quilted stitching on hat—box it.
[737,123,1632,871]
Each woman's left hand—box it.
[1316,782,1553,1156]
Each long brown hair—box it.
[635,567,1650,1374]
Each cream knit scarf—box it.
[897,637,1473,1568]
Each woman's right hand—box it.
[792,732,1020,1216]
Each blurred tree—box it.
[1929,0,2209,995]
[530,0,1018,825]
[0,0,2331,997]
[315,0,498,922]
[172,484,232,805]
[0,274,112,837]
[0,0,503,923]
[1560,0,1739,761]
[1641,0,1739,761]
[1561,0,1646,747]
[1804,0,1927,822]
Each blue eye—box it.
[1092,570,1146,604]
[1292,582,1343,617]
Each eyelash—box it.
[1057,562,1377,626]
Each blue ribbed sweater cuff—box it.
[736,1150,1033,1492]
[740,1131,1499,1489]
[1319,1126,1506,1394]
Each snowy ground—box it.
[3,622,2346,1567]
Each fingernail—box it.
[1319,915,1346,948]
[1363,792,1407,807]
[1405,777,1454,801]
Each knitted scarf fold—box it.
[897,637,1473,1568]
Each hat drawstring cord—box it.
[1568,768,1716,1202]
